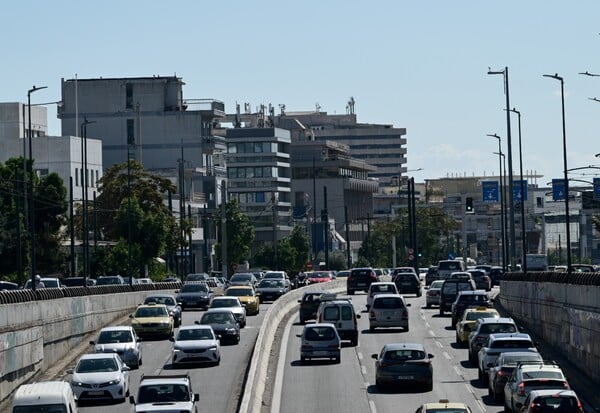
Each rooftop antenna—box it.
[347,96,356,115]
[315,102,321,113]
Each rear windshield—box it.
[465,311,496,321]
[531,396,579,411]
[490,339,533,349]
[371,284,395,294]
[479,323,517,334]
[439,261,463,270]
[323,305,353,320]
[442,281,472,293]
[13,406,68,413]
[351,269,372,277]
[304,326,336,341]
[522,371,563,380]
[384,349,425,361]
[181,283,208,292]
[373,297,405,309]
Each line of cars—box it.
[423,275,586,413]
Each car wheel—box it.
[300,356,306,363]
[299,317,305,324]
[424,381,433,392]
[455,333,460,345]
[369,326,375,332]
[468,351,474,363]
[425,302,430,308]
[347,290,354,295]
[350,336,358,346]
[334,356,341,364]
[439,308,444,315]
[503,401,511,413]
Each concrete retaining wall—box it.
[239,279,346,413]
[0,289,154,406]
[498,280,600,385]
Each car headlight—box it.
[71,381,83,387]
[208,346,218,351]
[225,327,236,333]
[107,377,121,385]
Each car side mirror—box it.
[297,299,301,303]
[129,314,133,318]
[193,394,200,402]
[175,290,180,293]
[356,314,361,319]
[89,341,95,345]
[194,320,200,325]
[406,303,412,307]
[296,334,302,338]
[122,366,131,372]
[428,353,434,359]
[371,354,378,360]
[66,368,74,374]
[487,362,494,368]
[169,337,175,342]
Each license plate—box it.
[384,311,397,317]
[357,283,366,287]
[397,375,413,380]
[313,351,329,356]
[187,302,197,305]
[401,282,411,286]
[88,391,104,396]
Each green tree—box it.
[94,161,179,277]
[288,225,310,273]
[214,199,255,276]
[253,225,310,274]
[0,157,68,281]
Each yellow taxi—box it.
[415,399,473,413]
[225,285,260,315]
[455,306,500,345]
[129,303,174,339]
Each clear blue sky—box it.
[3,1,600,184]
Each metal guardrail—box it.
[0,282,183,305]
[503,271,600,285]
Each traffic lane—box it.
[277,309,371,413]
[75,301,270,413]
[353,291,490,413]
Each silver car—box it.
[369,293,411,331]
[208,296,247,328]
[90,326,142,369]
[297,323,341,363]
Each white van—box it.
[11,381,78,412]
[316,298,360,346]
[437,260,466,280]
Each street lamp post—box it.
[488,134,507,272]
[80,117,95,284]
[27,85,47,290]
[488,67,516,270]
[508,108,527,272]
[543,73,572,275]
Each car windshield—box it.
[211,299,239,308]
[304,326,336,341]
[177,328,214,341]
[430,281,444,289]
[465,311,496,321]
[145,296,176,306]
[13,406,68,413]
[490,339,533,349]
[97,330,133,344]
[531,396,578,411]
[135,306,168,317]
[181,283,208,293]
[202,312,236,324]
[263,273,283,279]
[259,280,282,288]
[97,277,122,285]
[461,295,488,302]
[522,370,563,380]
[373,297,404,309]
[138,384,190,404]
[372,284,395,294]
[502,354,543,365]
[480,323,517,334]
[384,349,425,360]
[226,289,253,297]
[311,272,330,278]
[231,274,252,281]
[76,357,118,373]
[424,410,468,413]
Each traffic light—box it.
[466,197,474,213]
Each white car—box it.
[477,333,537,385]
[90,326,142,368]
[171,325,220,366]
[68,353,130,402]
[208,296,247,328]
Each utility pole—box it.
[344,205,351,269]
[221,183,228,278]
[322,186,329,270]
[272,195,278,267]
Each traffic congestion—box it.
[4,265,594,413]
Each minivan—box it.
[437,260,466,280]
[439,278,475,315]
[316,298,360,346]
[11,381,78,412]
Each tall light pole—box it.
[27,85,47,289]
[488,134,507,272]
[80,117,95,283]
[508,108,527,272]
[488,67,516,270]
[543,73,572,275]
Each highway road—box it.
[68,301,271,413]
[272,287,594,413]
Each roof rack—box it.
[140,373,191,381]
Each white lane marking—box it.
[369,400,377,413]
[424,322,430,328]
[443,351,451,360]
[454,365,462,376]
[358,352,363,360]
[270,313,296,413]
[361,365,367,375]
[429,329,435,336]
[436,341,443,348]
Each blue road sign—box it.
[594,178,600,200]
[482,181,499,203]
[552,179,566,201]
[513,179,528,202]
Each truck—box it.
[525,254,548,271]
[129,374,199,413]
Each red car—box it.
[306,271,334,284]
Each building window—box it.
[256,192,265,203]
[536,197,543,208]
[126,84,133,109]
[75,168,79,187]
[127,119,135,145]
